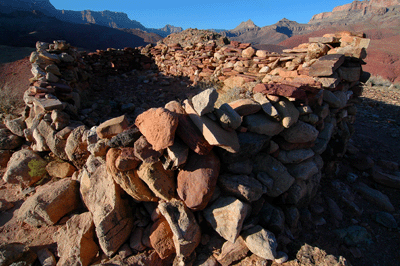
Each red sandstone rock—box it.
[96,115,129,139]
[54,212,99,266]
[177,151,220,211]
[253,83,307,100]
[165,100,212,155]
[135,108,178,151]
[149,217,176,259]
[115,147,141,171]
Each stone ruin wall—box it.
[0,32,370,265]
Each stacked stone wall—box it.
[0,32,370,265]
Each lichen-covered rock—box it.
[3,149,47,188]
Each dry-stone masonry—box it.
[0,31,371,265]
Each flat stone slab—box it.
[309,54,345,77]
[32,97,63,111]
[183,100,240,153]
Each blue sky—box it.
[50,0,353,30]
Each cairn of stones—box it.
[0,32,369,265]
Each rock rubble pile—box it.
[0,32,373,266]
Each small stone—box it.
[162,138,189,170]
[214,236,249,266]
[275,251,289,264]
[107,127,141,148]
[243,113,284,136]
[214,103,242,131]
[242,225,277,260]
[0,243,37,266]
[18,178,80,226]
[184,100,240,153]
[192,88,219,116]
[134,135,164,163]
[97,115,129,139]
[54,212,99,266]
[5,117,26,137]
[37,248,56,266]
[177,151,220,211]
[149,217,176,259]
[137,162,176,201]
[334,225,372,246]
[204,196,251,243]
[375,211,398,229]
[274,98,299,128]
[0,128,24,150]
[115,147,141,171]
[46,160,76,178]
[228,99,261,116]
[280,120,319,143]
[0,150,13,168]
[253,93,279,119]
[129,227,146,252]
[253,153,295,197]
[276,149,315,164]
[218,174,263,202]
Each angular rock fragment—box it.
[106,148,158,202]
[218,174,263,202]
[243,113,284,136]
[204,196,251,243]
[135,108,178,151]
[165,100,212,155]
[149,217,176,259]
[97,115,129,139]
[54,212,99,266]
[192,88,218,116]
[137,162,176,201]
[18,178,80,226]
[177,151,220,210]
[253,153,295,197]
[80,164,134,256]
[242,225,277,260]
[158,199,201,258]
[183,99,240,153]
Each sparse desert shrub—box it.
[0,84,20,117]
[214,86,252,108]
[367,75,393,87]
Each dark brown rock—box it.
[177,151,220,211]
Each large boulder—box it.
[3,149,47,188]
[80,164,134,256]
[18,178,80,226]
[54,212,99,266]
[177,151,220,211]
